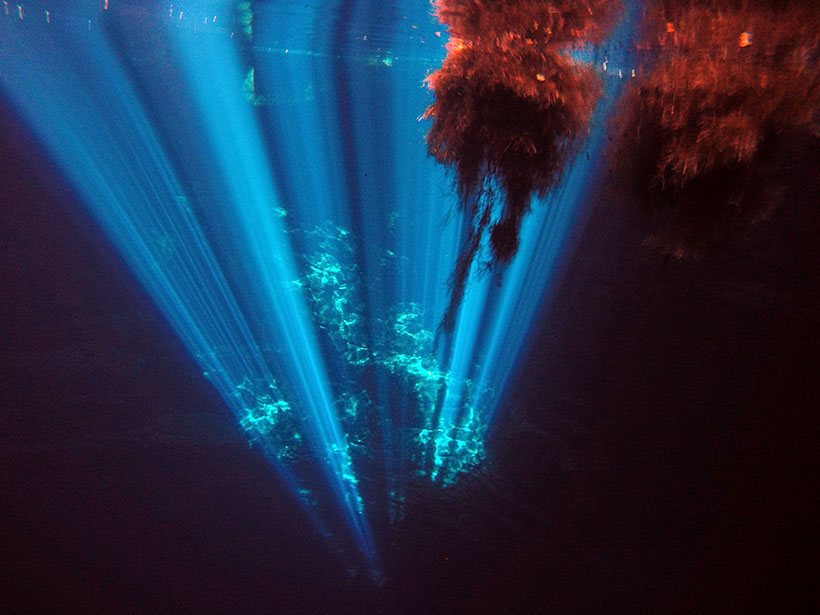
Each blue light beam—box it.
[0,5,378,575]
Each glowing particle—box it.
[739,31,752,47]
[535,73,546,82]
[666,22,675,34]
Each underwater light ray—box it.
[412,0,641,484]
[0,16,272,450]
[342,13,461,489]
[312,0,450,515]
[429,247,492,478]
[249,52,354,234]
[169,16,377,566]
[1,7,379,571]
[467,3,641,423]
[327,58,404,519]
[0,0,653,577]
[239,1,419,526]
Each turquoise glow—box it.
[1,0,637,576]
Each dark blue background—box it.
[2,90,818,612]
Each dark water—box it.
[3,91,819,612]
[2,2,819,613]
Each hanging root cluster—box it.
[612,0,819,258]
[425,0,620,330]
